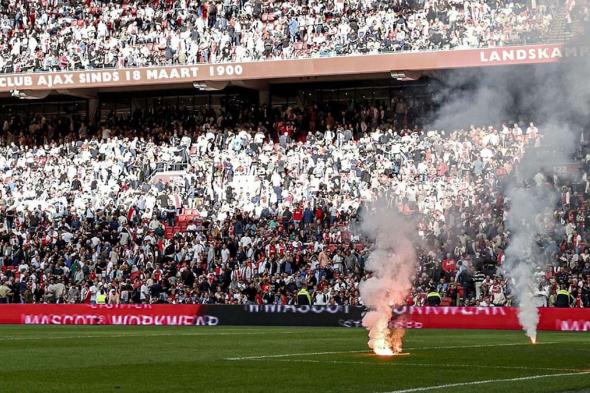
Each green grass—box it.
[0,326,589,393]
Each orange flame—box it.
[373,337,395,356]
[391,325,405,353]
[371,327,406,357]
[374,346,395,357]
[530,336,537,344]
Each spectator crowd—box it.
[0,102,588,309]
[0,0,557,73]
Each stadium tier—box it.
[0,0,588,95]
[0,84,588,307]
[0,0,564,73]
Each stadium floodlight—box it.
[10,89,50,100]
[192,81,228,91]
[192,82,208,90]
[390,72,407,80]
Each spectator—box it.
[0,278,12,303]
[297,286,312,305]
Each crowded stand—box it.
[566,0,589,33]
[0,102,588,309]
[0,0,557,73]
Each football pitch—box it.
[0,326,588,393]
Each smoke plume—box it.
[428,23,589,341]
[503,186,557,342]
[359,200,417,355]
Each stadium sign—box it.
[244,304,350,313]
[392,305,507,316]
[557,319,590,332]
[1,305,589,331]
[480,45,588,63]
[0,44,576,93]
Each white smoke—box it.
[515,266,539,343]
[501,34,589,340]
[503,186,557,342]
[359,200,417,355]
[426,26,589,341]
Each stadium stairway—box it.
[545,7,574,42]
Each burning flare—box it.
[370,329,407,357]
[359,202,417,357]
[530,335,537,344]
[373,338,395,357]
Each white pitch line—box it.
[225,350,368,361]
[0,331,294,342]
[265,358,586,373]
[381,371,590,393]
[224,341,565,361]
[408,341,560,350]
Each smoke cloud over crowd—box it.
[429,27,590,341]
[359,200,417,355]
